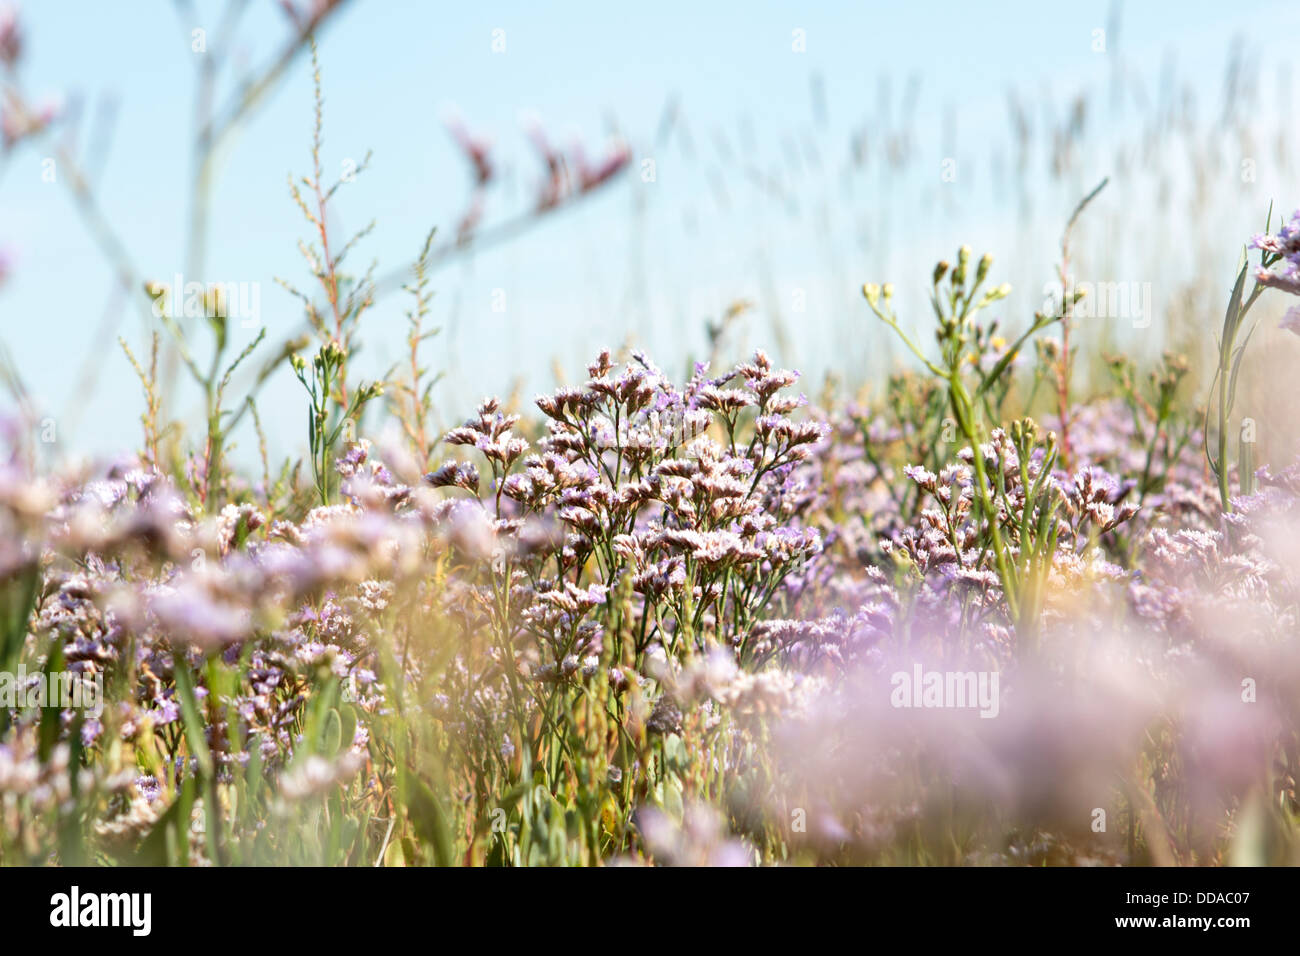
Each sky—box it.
[1,0,1296,464]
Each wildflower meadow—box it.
[0,2,1298,910]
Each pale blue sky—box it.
[1,0,1296,462]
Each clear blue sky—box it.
[1,0,1295,463]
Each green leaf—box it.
[1226,316,1263,418]
[1221,255,1248,345]
[661,775,684,821]
[0,563,40,676]
[173,659,214,778]
[37,635,65,762]
[322,708,343,757]
[403,771,454,866]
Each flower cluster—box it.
[1,218,1299,867]
[1252,209,1300,333]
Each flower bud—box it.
[982,283,1012,305]
[953,246,971,286]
